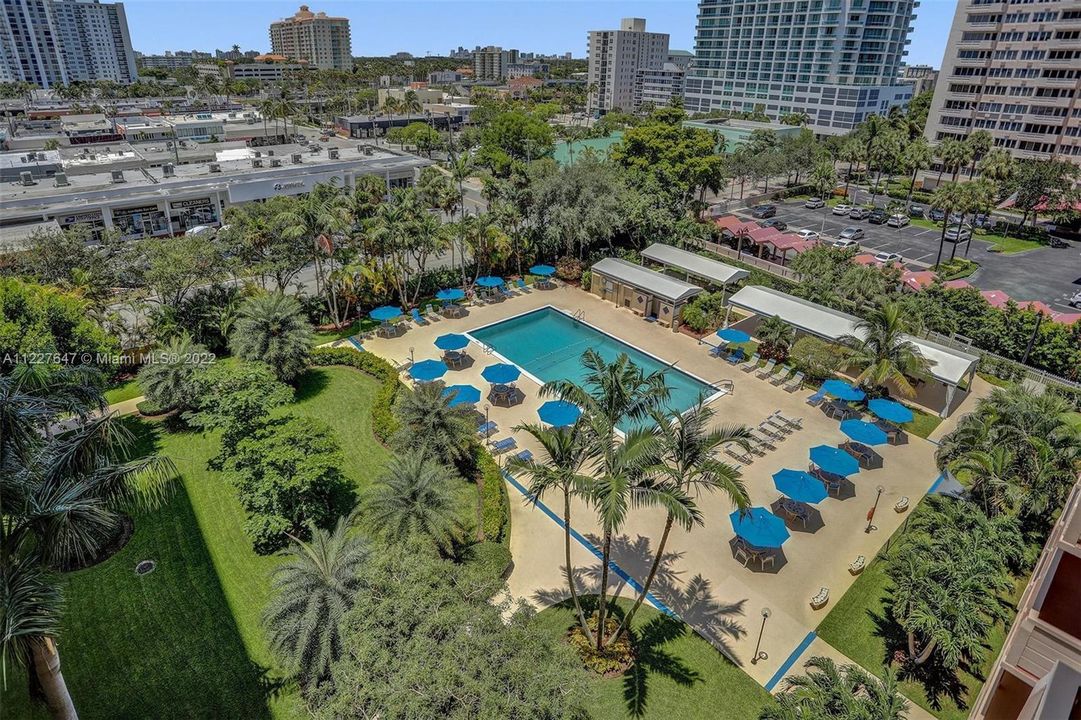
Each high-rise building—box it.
[923,0,1081,164]
[897,63,938,95]
[587,18,670,114]
[683,0,917,134]
[473,46,518,80]
[0,0,137,88]
[269,5,351,71]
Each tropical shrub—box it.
[555,255,582,281]
[136,335,210,412]
[461,541,512,583]
[756,316,796,361]
[392,381,477,467]
[679,291,728,333]
[789,336,846,383]
[475,445,510,545]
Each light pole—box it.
[408,346,414,365]
[866,485,885,533]
[751,607,771,664]
[484,404,491,447]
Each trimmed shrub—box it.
[580,269,592,289]
[789,336,846,383]
[462,541,513,582]
[475,445,510,545]
[680,291,728,333]
[310,347,402,442]
[135,398,171,417]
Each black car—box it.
[751,204,777,219]
[757,218,788,231]
[867,209,889,224]
[909,204,925,218]
[848,207,869,220]
[1049,236,1069,249]
[928,208,946,222]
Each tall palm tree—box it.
[229,293,312,383]
[940,139,973,183]
[757,316,796,361]
[262,514,368,691]
[948,446,1017,517]
[839,139,863,199]
[964,129,993,179]
[977,147,1014,186]
[840,301,931,398]
[363,453,459,553]
[392,382,476,467]
[761,656,908,720]
[929,182,969,268]
[901,137,932,208]
[449,155,475,286]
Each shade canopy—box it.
[773,469,828,505]
[810,445,860,477]
[409,359,448,382]
[591,257,703,304]
[482,363,521,384]
[729,507,790,548]
[435,288,465,302]
[476,276,505,288]
[716,328,751,344]
[369,305,403,322]
[529,264,556,276]
[821,379,866,402]
[434,333,469,351]
[840,419,888,446]
[640,242,750,286]
[537,400,581,427]
[868,398,914,425]
[442,384,480,407]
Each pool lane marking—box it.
[501,469,677,619]
[765,631,817,692]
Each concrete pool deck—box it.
[357,284,979,692]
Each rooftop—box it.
[591,257,703,303]
[640,242,749,286]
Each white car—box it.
[874,251,903,265]
[832,204,853,216]
[1070,290,1081,308]
[831,238,860,250]
[886,214,910,228]
[794,229,820,242]
[804,197,826,209]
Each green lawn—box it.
[311,317,379,346]
[104,377,141,404]
[534,600,773,720]
[907,218,1043,255]
[903,407,943,440]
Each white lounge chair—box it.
[849,555,866,575]
[783,372,805,392]
[739,353,760,372]
[724,443,754,464]
[810,587,830,609]
[769,365,793,385]
[755,359,777,379]
[774,411,803,429]
[757,422,784,441]
[763,413,794,435]
[750,428,777,450]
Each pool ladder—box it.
[572,309,585,321]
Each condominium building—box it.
[969,479,1081,720]
[683,0,917,135]
[898,63,939,95]
[0,0,138,88]
[923,0,1081,163]
[587,18,670,113]
[473,46,518,80]
[269,5,351,71]
[634,50,694,110]
[136,50,213,70]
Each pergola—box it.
[640,243,749,302]
[725,285,980,417]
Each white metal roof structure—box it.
[640,243,750,286]
[591,258,704,303]
[727,285,979,387]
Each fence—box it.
[696,238,805,282]
[922,329,1081,396]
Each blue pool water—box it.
[470,307,715,430]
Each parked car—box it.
[1071,289,1081,308]
[909,204,926,218]
[1048,236,1069,249]
[804,197,826,209]
[831,238,860,250]
[944,225,972,242]
[848,207,870,220]
[868,209,889,224]
[838,226,865,241]
[972,213,994,229]
[874,251,903,265]
[757,218,789,231]
[794,229,820,242]
[886,214,910,228]
[948,212,964,225]
[832,204,853,216]
[752,204,777,218]
[928,208,946,222]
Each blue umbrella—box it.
[840,419,888,446]
[772,469,828,505]
[442,384,480,407]
[868,398,914,425]
[476,276,504,288]
[729,507,790,548]
[435,288,465,302]
[716,328,751,344]
[482,363,520,384]
[529,264,556,276]
[821,379,866,402]
[369,305,403,322]
[409,359,448,383]
[810,445,860,477]
[434,333,469,351]
[538,400,581,427]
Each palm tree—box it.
[810,159,837,201]
[364,453,459,553]
[930,182,969,267]
[275,93,298,139]
[262,514,368,691]
[839,139,863,199]
[229,293,312,383]
[757,316,796,361]
[940,139,973,183]
[977,147,1013,186]
[257,97,276,137]
[449,155,475,286]
[948,446,1017,517]
[137,334,208,411]
[761,656,908,720]
[901,137,932,208]
[840,301,931,398]
[964,129,993,179]
[391,382,476,467]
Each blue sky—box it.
[124,0,955,68]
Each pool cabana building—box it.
[589,257,702,329]
[640,243,749,301]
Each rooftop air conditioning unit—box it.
[163,163,174,177]
[251,158,263,168]
[53,172,69,187]
[291,153,302,164]
[254,150,262,158]
[36,152,48,161]
[19,171,36,186]
[267,149,275,156]
[208,162,221,173]
[111,170,125,183]
[270,158,282,167]
[328,148,339,159]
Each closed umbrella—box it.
[482,363,520,385]
[434,333,469,351]
[369,305,403,322]
[729,507,790,548]
[442,384,480,407]
[868,398,914,425]
[821,379,866,402]
[772,469,828,505]
[716,328,751,344]
[409,359,448,383]
[538,401,581,427]
[839,419,888,446]
[809,445,860,477]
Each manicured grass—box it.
[903,408,943,440]
[104,377,141,404]
[977,372,1014,389]
[311,317,379,346]
[982,233,1043,254]
[534,600,773,720]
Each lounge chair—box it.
[347,337,364,352]
[757,422,784,441]
[849,555,866,575]
[476,420,497,437]
[739,353,760,372]
[512,449,534,464]
[894,496,910,513]
[810,587,830,609]
[763,414,790,435]
[410,308,427,325]
[806,389,826,406]
[747,439,768,457]
[783,371,805,392]
[774,411,803,429]
[750,428,777,450]
[755,359,777,379]
[424,304,441,321]
[490,437,517,454]
[515,278,531,293]
[500,285,516,299]
[724,443,754,464]
[725,348,746,365]
[768,365,793,385]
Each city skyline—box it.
[120,0,955,68]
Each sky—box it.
[123,0,955,68]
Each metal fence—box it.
[922,329,1081,394]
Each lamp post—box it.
[866,485,885,533]
[484,404,491,446]
[408,346,414,365]
[751,607,771,664]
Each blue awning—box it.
[482,363,520,384]
[868,398,914,425]
[442,384,481,407]
[369,305,403,322]
[773,469,828,504]
[434,333,469,351]
[538,400,581,427]
[840,419,888,446]
[821,379,865,402]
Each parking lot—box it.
[734,199,1081,311]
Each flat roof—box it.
[591,257,703,303]
[727,285,978,386]
[641,243,749,286]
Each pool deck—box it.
[357,283,978,692]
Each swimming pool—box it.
[469,307,718,430]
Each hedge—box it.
[462,541,513,582]
[309,347,402,442]
[475,444,511,546]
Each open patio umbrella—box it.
[434,333,469,351]
[409,359,448,383]
[529,264,556,276]
[537,400,581,427]
[482,363,520,384]
[772,469,828,505]
[729,507,790,548]
[821,379,866,402]
[839,419,888,446]
[435,288,465,302]
[442,384,480,407]
[476,276,504,288]
[868,398,914,425]
[809,445,860,477]
[369,305,403,322]
[716,328,751,344]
